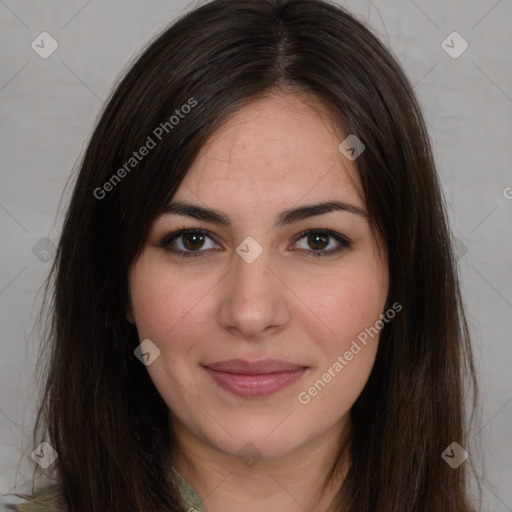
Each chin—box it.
[200,417,316,462]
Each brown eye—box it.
[293,229,350,258]
[158,229,220,258]
[307,233,329,250]
[182,232,206,251]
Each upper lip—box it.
[203,359,307,375]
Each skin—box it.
[128,91,389,512]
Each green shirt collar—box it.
[16,467,205,512]
[171,466,206,512]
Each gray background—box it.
[0,0,511,509]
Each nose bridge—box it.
[218,240,288,336]
[234,247,270,296]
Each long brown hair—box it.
[9,0,479,510]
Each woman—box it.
[6,0,479,510]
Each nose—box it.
[218,244,291,340]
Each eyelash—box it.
[157,228,350,259]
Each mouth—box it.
[202,359,308,397]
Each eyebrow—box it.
[160,200,367,227]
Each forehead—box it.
[175,92,364,210]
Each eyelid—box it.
[157,228,221,254]
[158,227,350,258]
[290,228,350,258]
[292,228,350,246]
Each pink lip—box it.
[202,359,308,397]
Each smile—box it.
[202,359,308,397]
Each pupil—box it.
[183,232,204,250]
[308,233,328,250]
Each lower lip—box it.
[203,367,307,397]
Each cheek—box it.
[129,254,214,343]
[294,259,388,412]
[334,274,387,339]
[294,258,389,348]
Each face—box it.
[128,92,389,461]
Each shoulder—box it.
[14,485,66,512]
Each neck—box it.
[171,419,351,512]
